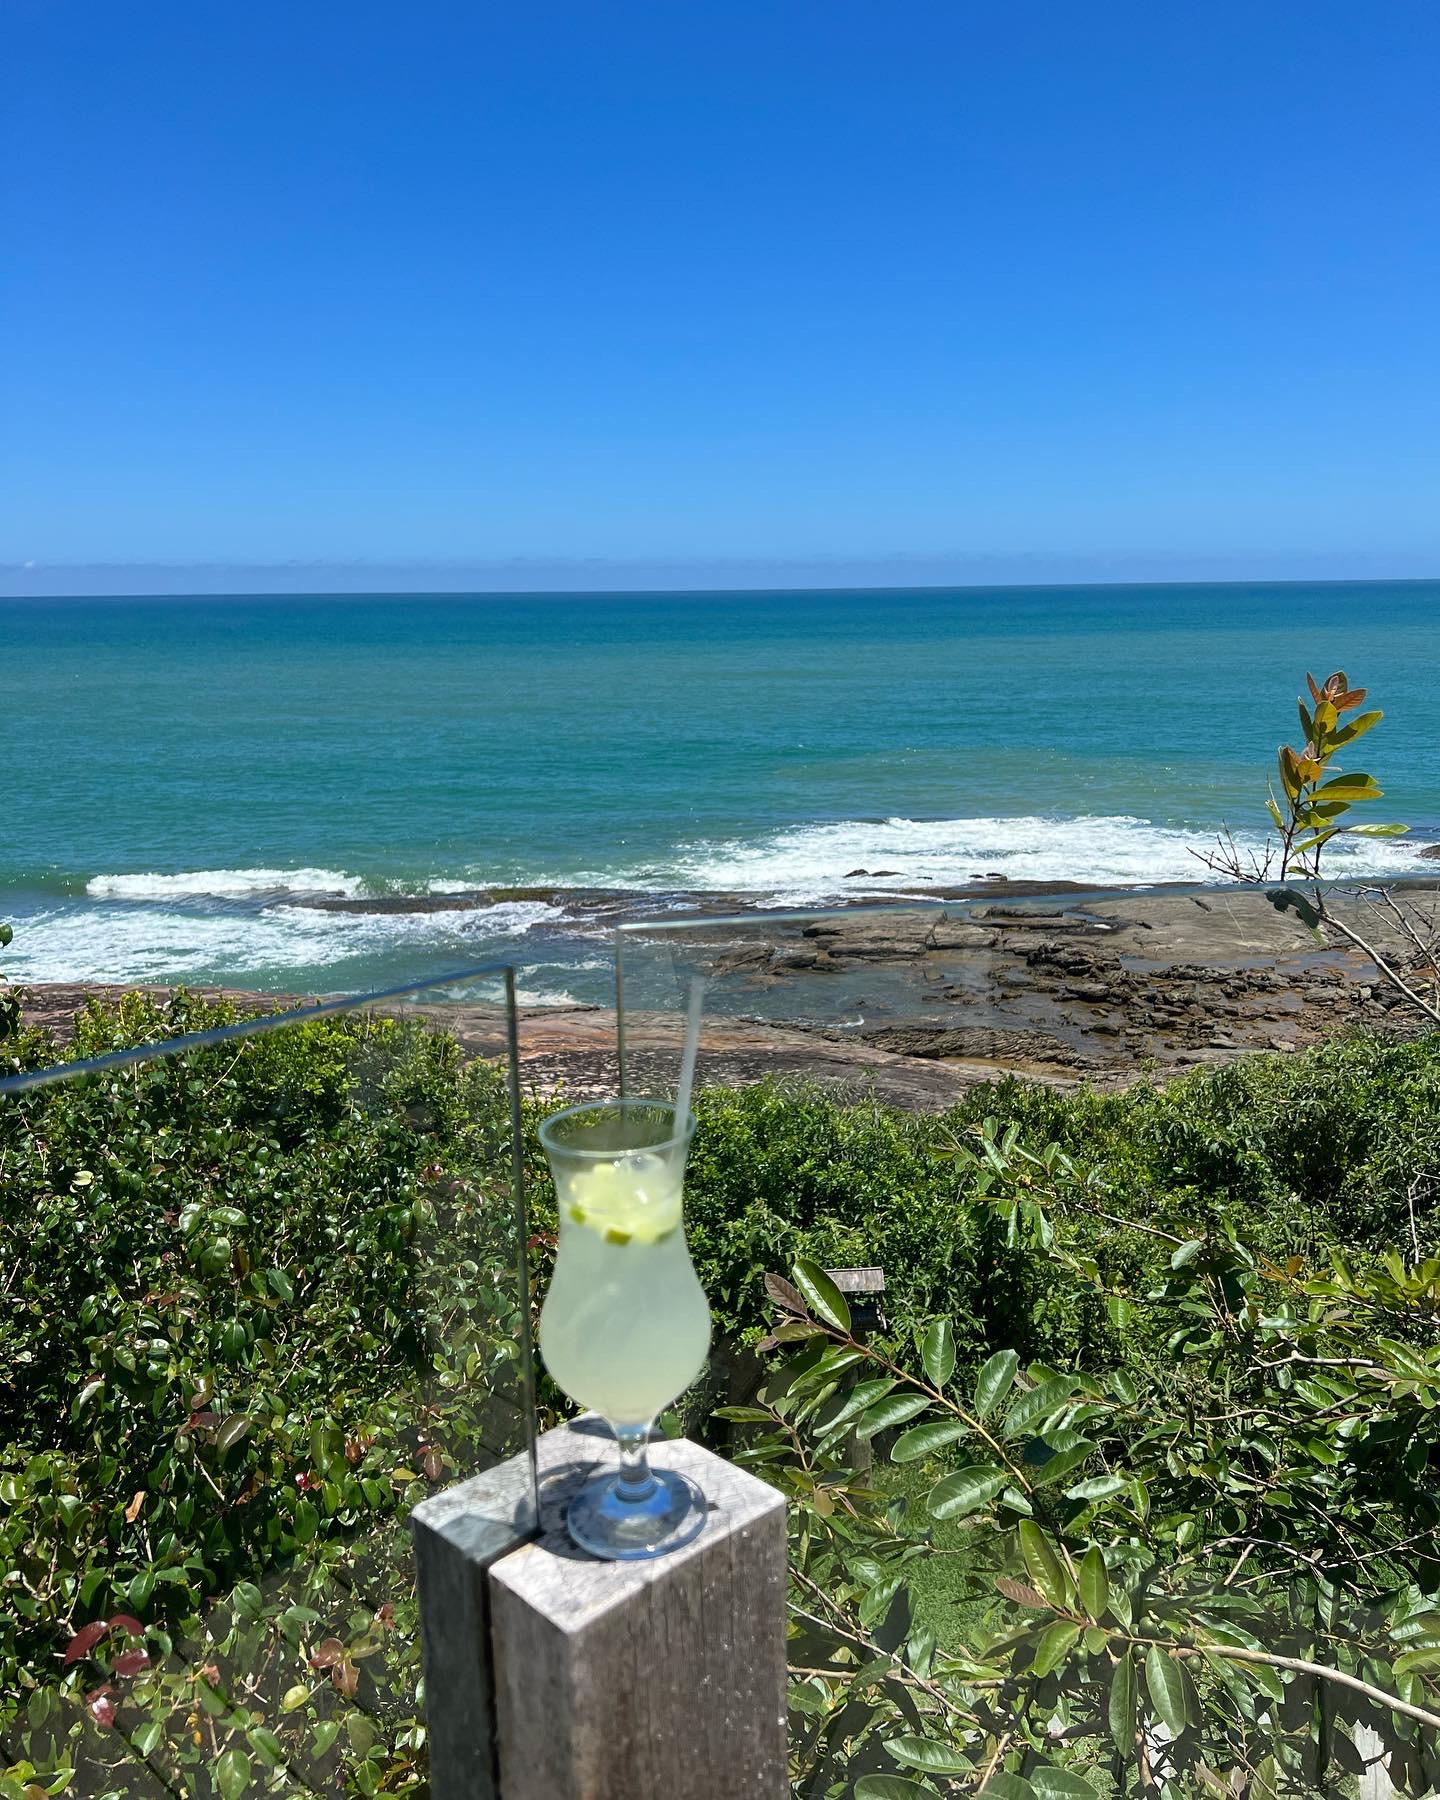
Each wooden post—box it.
[411,1450,541,1800]
[415,1418,788,1800]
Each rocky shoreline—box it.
[21,884,1439,1111]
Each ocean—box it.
[5,581,1437,1001]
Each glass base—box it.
[565,1465,708,1561]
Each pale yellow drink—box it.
[539,1152,711,1425]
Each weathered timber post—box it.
[412,1446,540,1800]
[413,1417,788,1800]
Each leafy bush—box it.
[2,992,524,1798]
[673,1037,1440,1381]
[730,1115,1440,1796]
[6,985,1440,1797]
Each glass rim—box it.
[537,1096,697,1158]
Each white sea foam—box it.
[9,896,567,988]
[86,867,367,901]
[593,814,1434,902]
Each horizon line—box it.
[4,550,1439,600]
[6,573,1440,604]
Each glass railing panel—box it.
[1,966,534,1798]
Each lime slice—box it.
[563,1159,681,1245]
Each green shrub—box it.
[6,985,1440,1797]
[2,991,523,1798]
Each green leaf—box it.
[214,1749,250,1800]
[1109,1649,1137,1748]
[311,1719,341,1758]
[1268,886,1323,929]
[928,1465,1009,1520]
[858,1574,906,1629]
[981,1776,1036,1800]
[1002,1374,1080,1439]
[1170,1238,1204,1268]
[216,1413,257,1453]
[884,1735,974,1775]
[920,1317,956,1388]
[975,1348,1019,1418]
[1316,771,1382,799]
[854,1393,933,1440]
[131,1721,163,1758]
[791,1259,850,1334]
[817,1379,896,1438]
[72,1378,104,1418]
[1329,707,1382,746]
[247,1728,284,1769]
[1026,1432,1094,1486]
[1251,1757,1280,1800]
[346,1712,377,1753]
[1078,1545,1109,1620]
[1031,1620,1082,1678]
[1065,1474,1127,1503]
[1030,1767,1096,1799]
[1019,1521,1069,1608]
[770,1321,826,1346]
[891,1419,971,1463]
[1144,1644,1189,1736]
[1345,820,1407,837]
[855,1777,930,1799]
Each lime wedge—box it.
[562,1158,681,1246]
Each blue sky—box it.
[3,1,1438,590]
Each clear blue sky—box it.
[4,1,1439,589]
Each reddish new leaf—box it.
[112,1649,151,1678]
[86,1685,117,1727]
[62,1621,109,1666]
[995,1575,1050,1610]
[764,1271,809,1316]
[107,1615,144,1637]
[309,1637,345,1670]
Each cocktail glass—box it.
[537,1099,711,1559]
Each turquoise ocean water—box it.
[4,581,1437,998]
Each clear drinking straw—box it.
[673,974,705,1128]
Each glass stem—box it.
[613,1423,657,1503]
